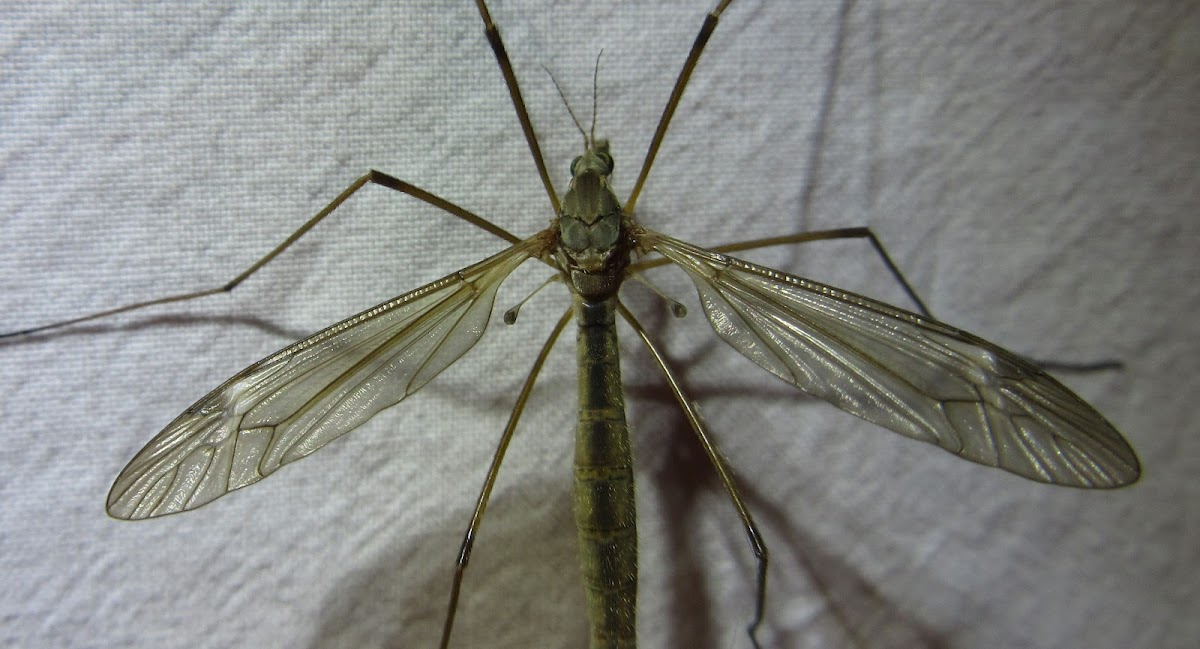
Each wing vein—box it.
[642,228,1138,488]
[107,236,545,518]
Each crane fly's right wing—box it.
[107,237,544,520]
[643,230,1139,488]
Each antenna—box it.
[590,50,603,146]
[543,65,589,148]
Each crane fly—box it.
[1,1,1140,647]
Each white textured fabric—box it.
[1,1,1195,648]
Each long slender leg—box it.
[439,307,573,649]
[626,0,735,214]
[631,228,1122,372]
[1,170,519,339]
[729,232,1122,371]
[473,0,561,214]
[632,227,932,316]
[617,303,769,649]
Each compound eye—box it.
[569,155,582,176]
[596,152,613,174]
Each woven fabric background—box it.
[1,1,1196,648]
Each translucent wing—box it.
[107,237,543,519]
[643,230,1139,488]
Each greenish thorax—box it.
[556,140,633,301]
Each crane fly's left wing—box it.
[107,237,543,520]
[642,230,1139,488]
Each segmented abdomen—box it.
[573,297,637,649]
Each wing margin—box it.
[643,229,1139,488]
[107,236,543,519]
